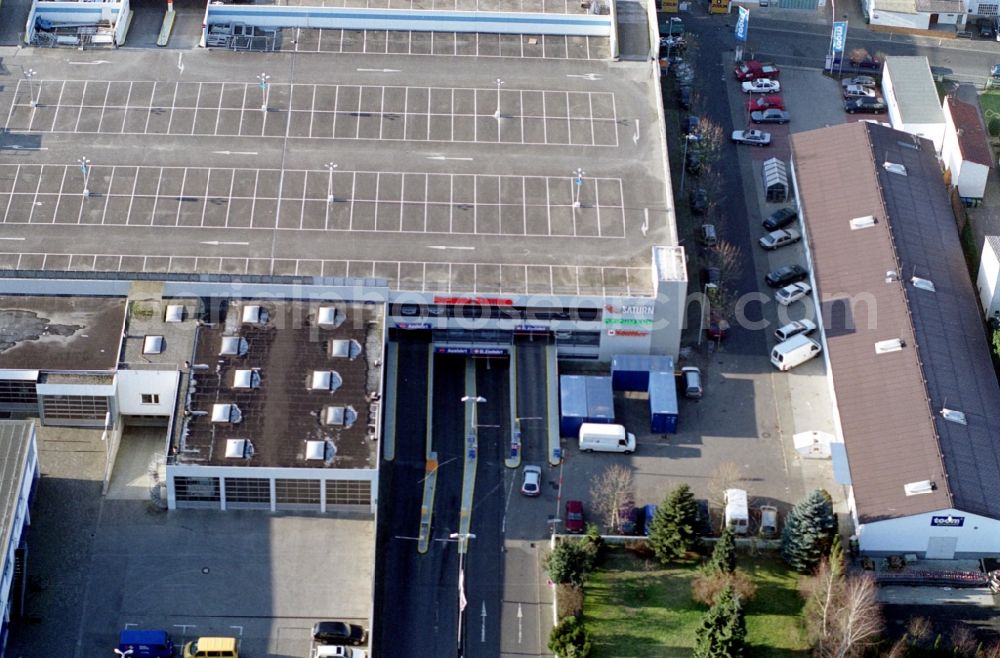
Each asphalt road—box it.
[514,337,549,464]
[373,335,431,656]
[465,357,510,658]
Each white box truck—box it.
[770,333,822,371]
[724,488,749,535]
[578,423,636,454]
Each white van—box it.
[770,333,822,371]
[724,488,749,535]
[578,423,636,454]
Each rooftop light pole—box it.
[572,168,585,208]
[114,649,134,658]
[257,72,271,112]
[78,157,91,198]
[24,68,38,108]
[325,162,338,204]
[494,78,504,120]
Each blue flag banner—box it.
[831,21,848,54]
[735,7,749,42]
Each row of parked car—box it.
[731,61,788,147]
[114,623,368,658]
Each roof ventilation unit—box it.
[311,370,343,392]
[328,339,363,359]
[903,480,935,496]
[212,403,243,424]
[885,270,899,283]
[911,276,936,292]
[941,408,968,425]
[220,336,249,356]
[165,305,185,323]
[850,215,877,230]
[225,438,254,459]
[242,305,267,324]
[317,306,346,328]
[143,335,165,355]
[875,338,904,354]
[883,162,907,176]
[324,405,358,428]
[305,439,336,462]
[233,369,261,389]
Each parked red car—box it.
[745,94,785,112]
[565,500,585,533]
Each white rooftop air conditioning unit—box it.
[233,369,261,389]
[329,339,363,359]
[904,480,935,496]
[875,338,904,354]
[143,335,165,355]
[212,403,242,424]
[225,438,254,459]
[242,305,266,324]
[317,306,345,328]
[165,305,185,323]
[850,215,877,230]
[220,336,249,357]
[305,439,336,461]
[311,371,343,392]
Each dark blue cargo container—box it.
[585,376,614,423]
[611,354,675,392]
[560,374,615,436]
[649,371,679,434]
[611,354,650,391]
[560,374,588,437]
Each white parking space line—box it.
[50,81,66,133]
[5,81,619,147]
[0,165,625,236]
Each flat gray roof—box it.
[0,296,126,372]
[792,121,1000,523]
[121,291,200,368]
[0,421,34,567]
[0,44,674,298]
[884,56,945,126]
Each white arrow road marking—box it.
[426,245,475,251]
[211,150,258,156]
[481,601,487,643]
[517,603,523,643]
[357,68,401,73]
[633,119,640,144]
[201,241,249,246]
[426,155,474,161]
[7,145,48,151]
[67,60,111,65]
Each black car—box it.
[765,264,808,288]
[701,266,721,288]
[689,188,708,214]
[685,149,702,175]
[312,621,367,646]
[684,115,700,135]
[762,207,798,231]
[849,55,882,70]
[844,96,886,114]
[677,85,692,110]
[978,17,996,38]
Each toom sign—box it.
[607,329,649,337]
[930,515,964,527]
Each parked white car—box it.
[741,78,781,94]
[841,75,877,88]
[843,84,876,98]
[758,228,801,250]
[731,129,771,146]
[775,282,812,306]
[774,318,818,342]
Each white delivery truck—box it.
[578,423,636,454]
[724,488,749,535]
[770,333,822,371]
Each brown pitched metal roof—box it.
[791,122,952,523]
[945,96,993,168]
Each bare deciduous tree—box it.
[708,461,743,510]
[693,117,724,168]
[806,567,883,658]
[589,464,634,533]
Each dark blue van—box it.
[642,504,659,536]
[118,629,174,658]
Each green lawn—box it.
[979,90,1000,138]
[583,550,809,658]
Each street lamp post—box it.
[24,68,38,108]
[572,168,585,208]
[449,531,477,656]
[78,157,91,198]
[679,134,698,194]
[461,395,486,430]
[494,78,504,120]
[325,162,338,203]
[257,72,271,112]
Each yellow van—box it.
[182,637,238,658]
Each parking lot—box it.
[9,427,374,658]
